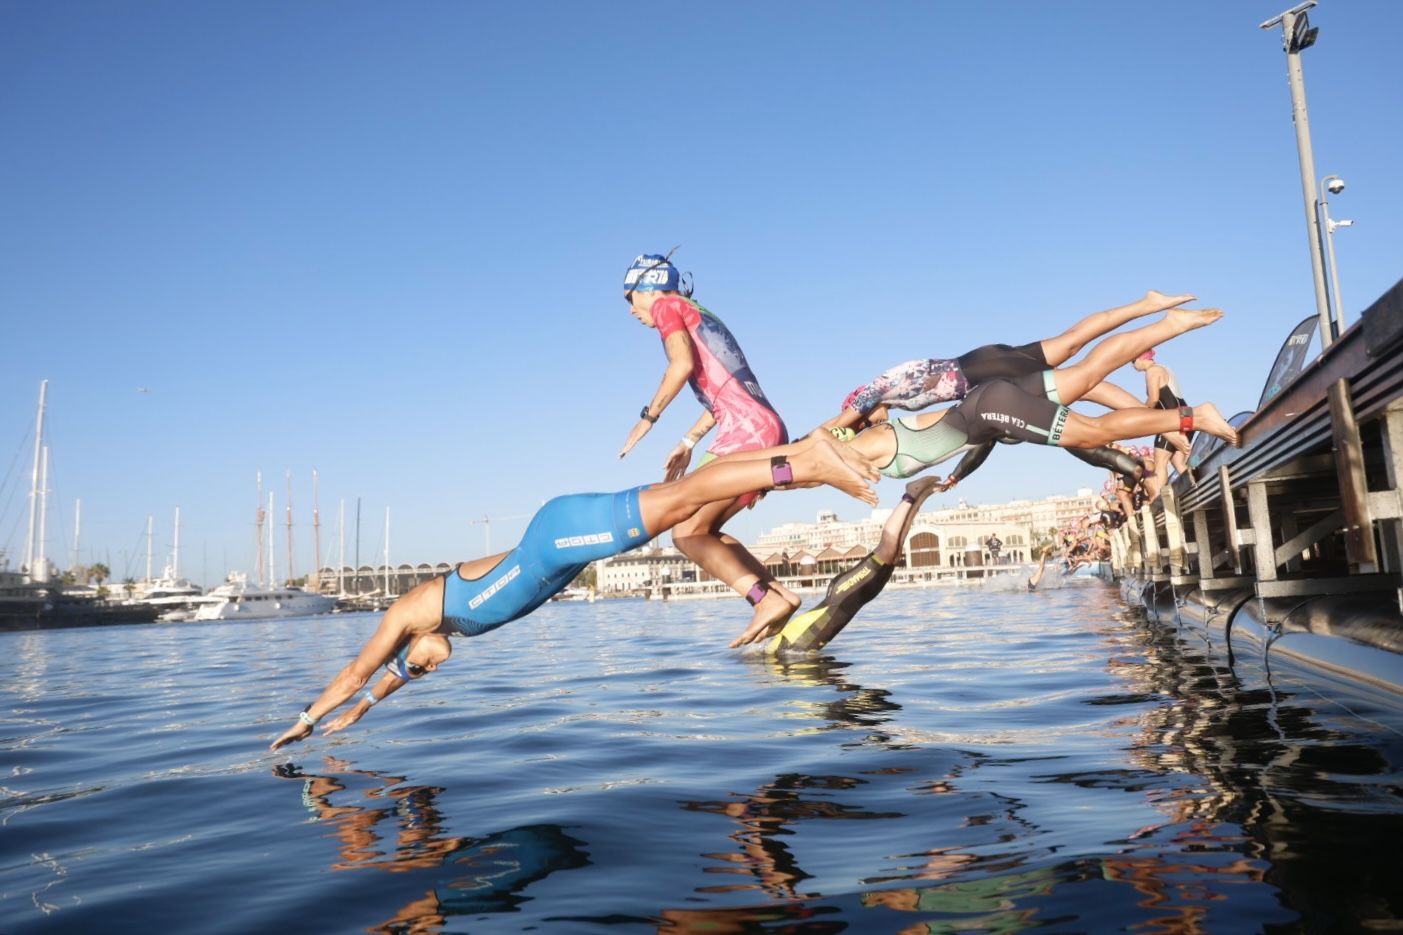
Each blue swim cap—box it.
[623,254,681,293]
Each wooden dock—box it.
[1110,278,1403,692]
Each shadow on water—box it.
[271,758,590,933]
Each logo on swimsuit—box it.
[628,527,641,539]
[984,411,1027,430]
[1048,406,1069,445]
[554,532,614,550]
[468,564,520,610]
[832,566,872,596]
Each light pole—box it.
[1260,1,1334,349]
[1316,174,1353,333]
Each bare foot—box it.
[1143,290,1196,312]
[1141,475,1162,501]
[1193,402,1239,446]
[730,589,799,647]
[803,434,879,505]
[1166,307,1224,333]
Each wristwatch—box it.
[640,405,658,423]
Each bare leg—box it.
[1142,449,1173,501]
[672,497,803,637]
[1050,308,1223,404]
[1038,290,1195,366]
[639,434,878,533]
[873,476,942,563]
[1057,402,1238,449]
[1079,381,1144,411]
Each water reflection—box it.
[273,758,588,931]
[745,654,904,739]
[673,616,1403,932]
[1063,608,1403,930]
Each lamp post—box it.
[1317,174,1353,333]
[1260,1,1334,349]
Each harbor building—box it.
[597,489,1097,598]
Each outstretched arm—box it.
[664,411,716,481]
[940,440,996,490]
[269,580,445,751]
[619,331,695,459]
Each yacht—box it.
[192,572,336,621]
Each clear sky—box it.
[3,1,1400,585]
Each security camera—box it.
[1325,177,1345,194]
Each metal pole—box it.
[1322,205,1346,330]
[1261,4,1333,349]
[23,380,48,580]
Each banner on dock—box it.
[1258,316,1319,409]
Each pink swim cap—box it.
[1135,349,1156,362]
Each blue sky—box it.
[2,1,1400,585]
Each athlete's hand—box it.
[269,719,313,751]
[618,419,652,459]
[321,707,366,737]
[664,444,693,481]
[937,475,959,492]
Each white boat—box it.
[192,572,336,620]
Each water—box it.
[4,585,1402,933]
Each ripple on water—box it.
[4,588,1402,932]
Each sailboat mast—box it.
[24,380,48,581]
[145,514,154,584]
[337,498,346,598]
[255,472,265,588]
[172,506,181,578]
[36,446,50,583]
[312,469,322,592]
[268,492,276,588]
[73,499,81,570]
[384,507,391,597]
[285,471,294,585]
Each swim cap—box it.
[623,254,681,293]
[1135,349,1156,362]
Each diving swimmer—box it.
[828,307,1238,484]
[269,433,879,751]
[759,476,942,652]
[616,253,804,646]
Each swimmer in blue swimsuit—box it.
[269,433,881,751]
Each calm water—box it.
[4,583,1403,934]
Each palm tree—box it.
[91,563,110,586]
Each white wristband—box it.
[361,690,378,707]
[680,436,696,450]
[298,710,317,727]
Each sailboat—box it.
[191,477,334,621]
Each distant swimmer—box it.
[824,306,1239,485]
[616,252,801,645]
[1026,547,1052,590]
[760,476,942,653]
[269,433,879,751]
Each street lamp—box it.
[1260,1,1335,350]
[1316,174,1354,334]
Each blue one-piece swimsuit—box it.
[442,486,653,636]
